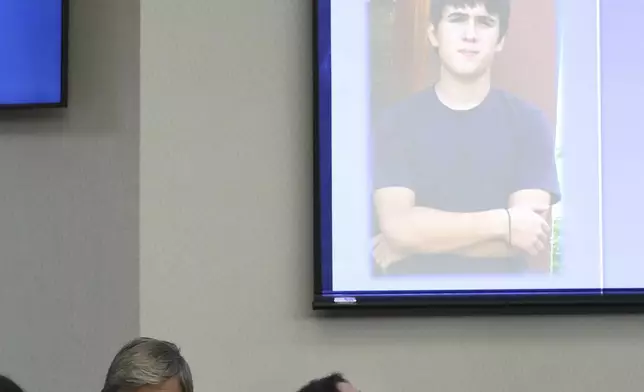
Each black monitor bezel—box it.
[0,0,69,109]
[311,0,644,315]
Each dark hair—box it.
[0,375,25,392]
[430,0,511,38]
[297,373,348,392]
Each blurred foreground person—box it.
[0,375,25,392]
[101,337,193,392]
[297,373,359,392]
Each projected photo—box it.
[322,0,609,294]
[370,0,561,277]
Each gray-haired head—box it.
[101,337,193,392]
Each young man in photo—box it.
[372,0,561,276]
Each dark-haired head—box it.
[427,0,510,81]
[430,0,511,39]
[0,375,25,392]
[297,373,357,392]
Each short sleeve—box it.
[513,107,561,204]
[371,113,415,191]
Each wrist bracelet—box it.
[505,208,512,246]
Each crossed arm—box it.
[373,187,553,270]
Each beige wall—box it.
[9,1,644,392]
[0,1,140,392]
[140,1,644,392]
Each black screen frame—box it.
[0,0,69,110]
[311,0,644,315]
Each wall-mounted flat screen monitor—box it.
[0,0,68,108]
[314,0,644,313]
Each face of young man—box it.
[428,3,505,80]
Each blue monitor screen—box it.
[0,0,66,106]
